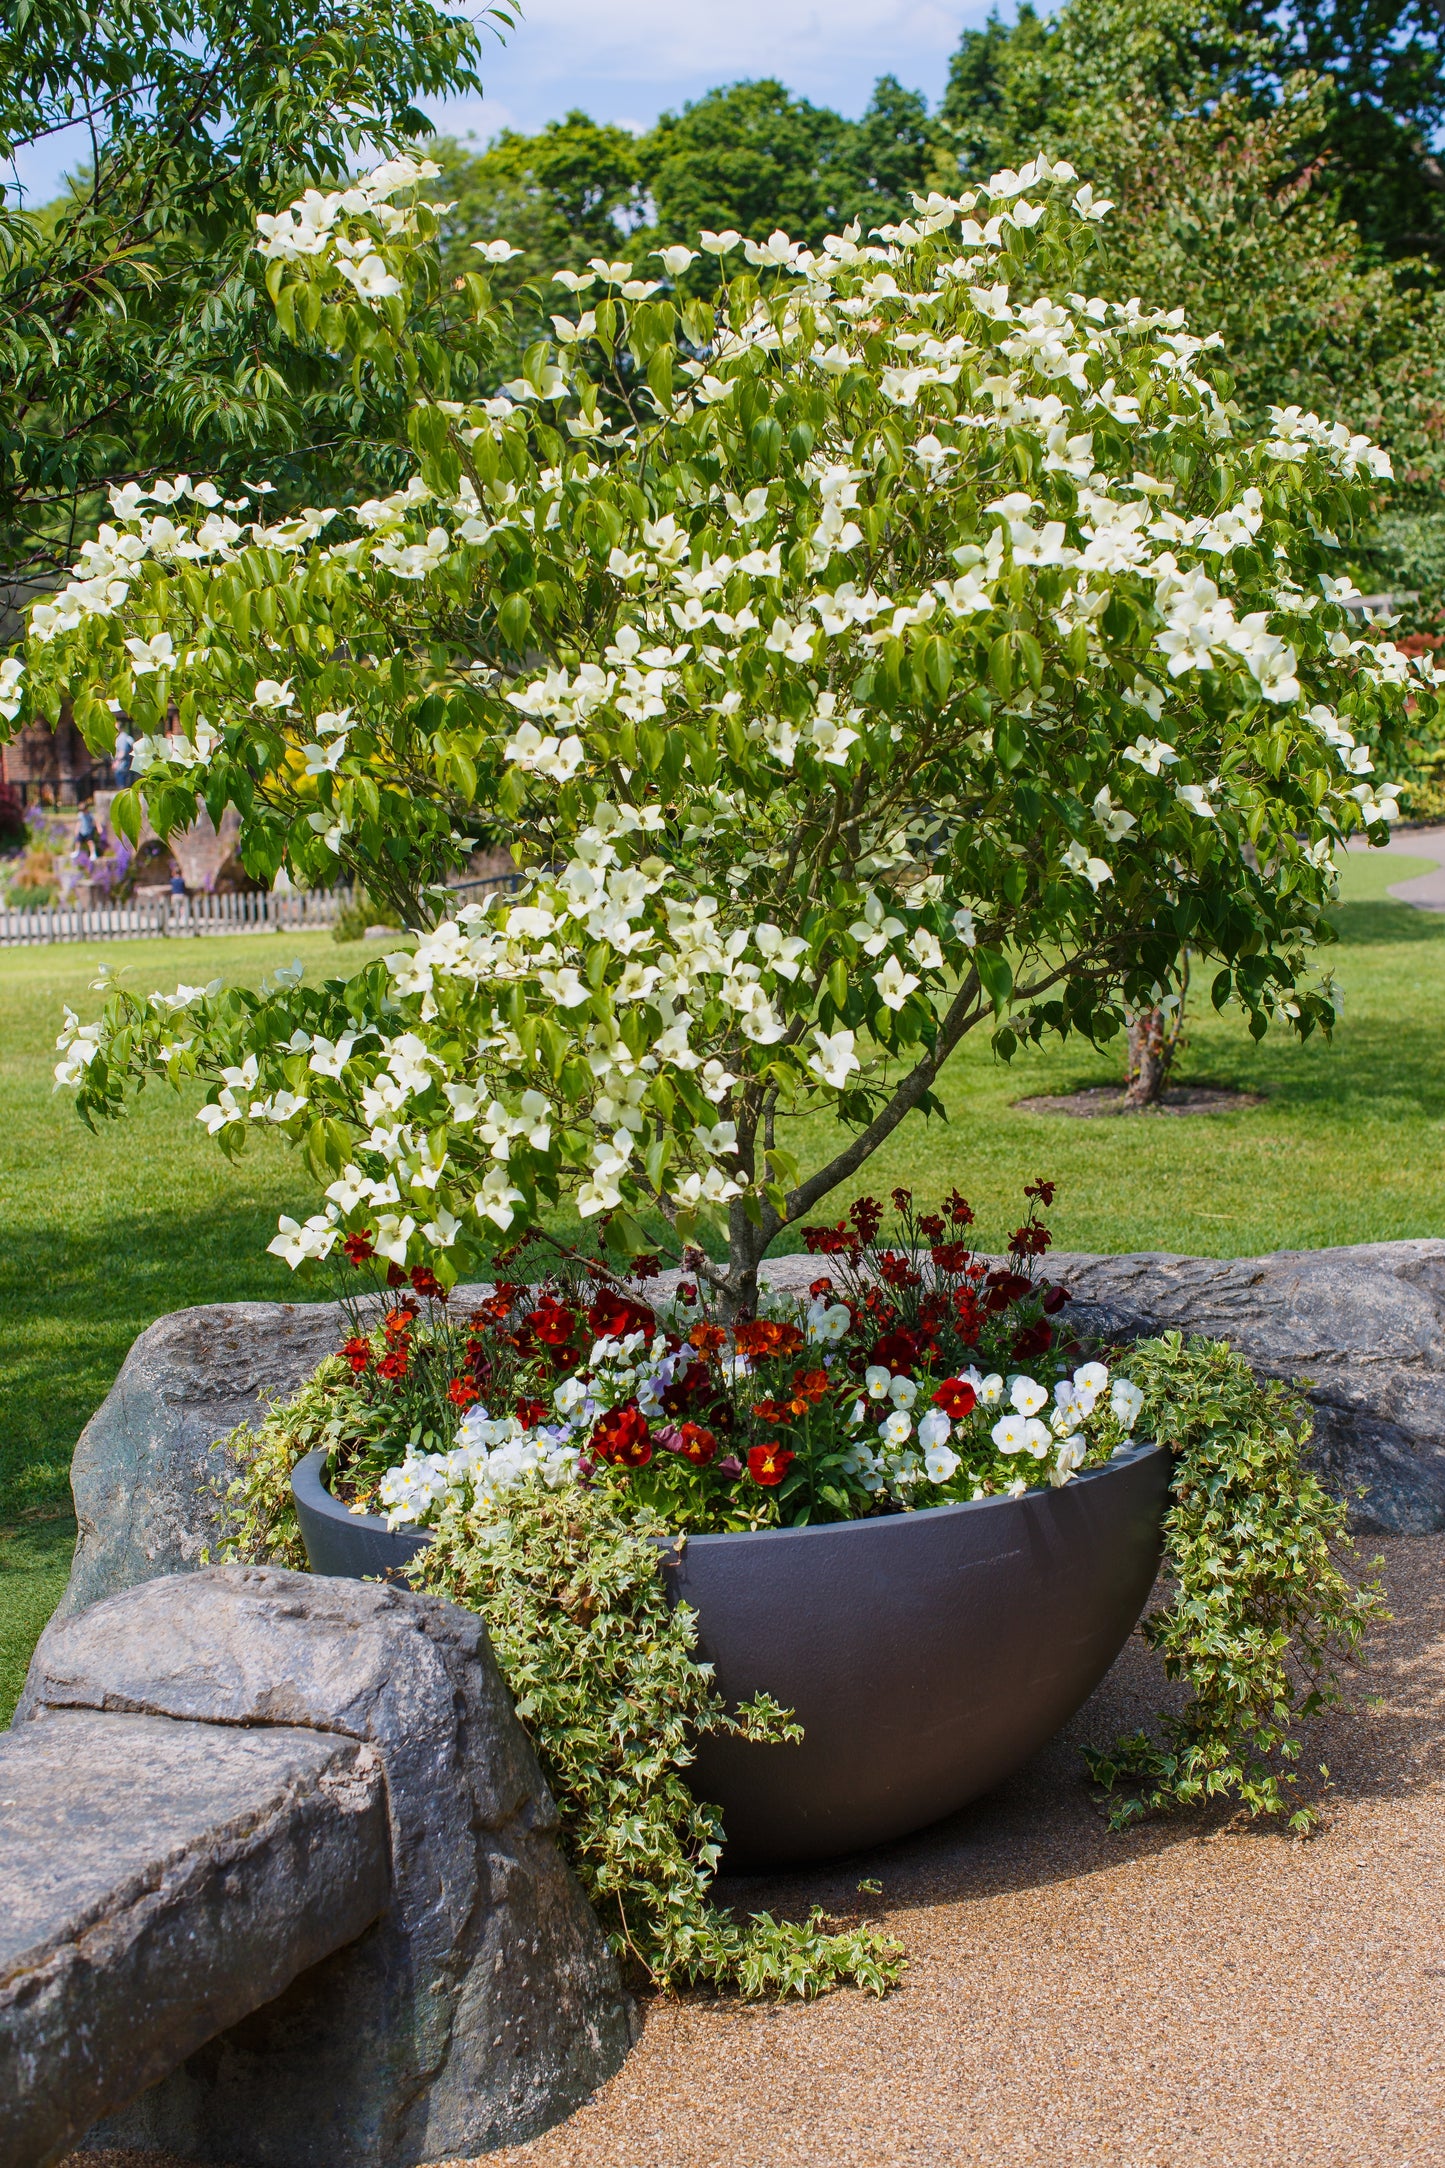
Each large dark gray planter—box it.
[292,1442,1168,1868]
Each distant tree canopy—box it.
[0,0,495,616]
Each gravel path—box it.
[77,1536,1445,2168]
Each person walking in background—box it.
[111,722,135,789]
[75,805,99,862]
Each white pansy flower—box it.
[888,1375,919,1409]
[864,1365,892,1399]
[1110,1378,1145,1431]
[879,1409,914,1447]
[924,1443,961,1483]
[1010,1375,1049,1416]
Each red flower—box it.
[1041,1283,1070,1315]
[932,1377,978,1420]
[791,1367,830,1405]
[807,1276,835,1299]
[342,1231,375,1265]
[515,1397,548,1429]
[376,1346,410,1381]
[385,1263,408,1289]
[341,1335,372,1375]
[587,1288,656,1341]
[410,1266,447,1300]
[384,1302,418,1339]
[944,1188,975,1228]
[1008,1223,1052,1259]
[676,1422,717,1466]
[847,1195,884,1244]
[872,1326,923,1372]
[448,1377,479,1408]
[747,1442,795,1487]
[751,1397,796,1424]
[983,1270,1032,1313]
[891,1187,913,1213]
[526,1295,577,1347]
[591,1403,652,1468]
[689,1322,727,1355]
[1012,1320,1054,1361]
[930,1241,972,1274]
[1024,1178,1057,1207]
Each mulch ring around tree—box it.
[1013,1083,1265,1118]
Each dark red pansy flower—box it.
[931,1377,978,1420]
[385,1262,408,1288]
[341,1335,372,1375]
[983,1270,1033,1313]
[587,1288,656,1341]
[676,1422,718,1466]
[590,1402,652,1468]
[448,1377,479,1408]
[1042,1283,1070,1315]
[871,1326,922,1372]
[1012,1320,1054,1361]
[514,1397,548,1429]
[526,1294,577,1346]
[747,1442,795,1487]
[342,1231,375,1265]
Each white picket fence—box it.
[0,874,518,947]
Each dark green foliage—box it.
[1086,1332,1388,1833]
[639,76,932,254]
[0,0,494,606]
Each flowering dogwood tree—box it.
[15,152,1440,1311]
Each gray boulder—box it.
[58,1297,348,1623]
[21,1565,634,2166]
[1045,1241,1445,1534]
[0,1709,389,2168]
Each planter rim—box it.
[293,1436,1164,1548]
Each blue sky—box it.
[9,1,990,203]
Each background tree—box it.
[0,0,496,625]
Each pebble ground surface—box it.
[77,1535,1445,2168]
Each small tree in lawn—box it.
[13,154,1439,1311]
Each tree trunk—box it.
[1123,1007,1174,1109]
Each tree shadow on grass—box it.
[1327,899,1445,946]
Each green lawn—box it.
[3,851,1443,1719]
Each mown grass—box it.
[2,848,1442,1718]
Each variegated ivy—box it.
[18,150,1441,1306]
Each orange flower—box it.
[747,1442,795,1487]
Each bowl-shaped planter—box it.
[292,1442,1167,1868]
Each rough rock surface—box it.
[55,1288,494,1626]
[0,1709,389,2168]
[21,1565,634,2168]
[57,1298,349,1623]
[1040,1242,1445,1535]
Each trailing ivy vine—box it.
[1085,1333,1388,1835]
[414,1484,903,1996]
